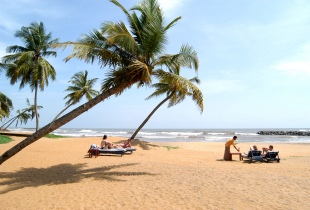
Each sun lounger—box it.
[97,148,126,156]
[242,150,263,163]
[88,144,126,157]
[123,147,136,154]
[263,151,280,163]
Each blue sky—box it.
[1,0,310,129]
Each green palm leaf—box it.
[0,92,13,120]
[1,21,58,131]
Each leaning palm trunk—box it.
[0,80,137,165]
[1,117,17,130]
[2,110,28,130]
[130,92,174,140]
[49,104,73,128]
[3,117,18,130]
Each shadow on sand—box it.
[215,159,239,162]
[114,139,160,150]
[0,162,156,194]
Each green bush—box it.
[45,134,66,139]
[0,134,13,144]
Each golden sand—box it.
[0,136,309,210]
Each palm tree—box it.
[50,70,99,123]
[0,98,42,130]
[13,109,32,127]
[0,0,199,165]
[0,92,13,122]
[130,69,203,139]
[1,21,59,131]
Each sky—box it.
[1,0,310,129]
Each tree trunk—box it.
[0,80,137,165]
[1,116,18,129]
[49,104,73,129]
[130,92,174,139]
[34,85,39,132]
[3,117,18,130]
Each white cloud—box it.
[275,61,310,75]
[157,0,192,17]
[0,0,66,32]
[158,0,184,11]
[219,70,236,76]
[0,42,8,58]
[274,43,310,76]
[201,79,246,95]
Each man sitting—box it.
[262,145,273,156]
[101,135,114,149]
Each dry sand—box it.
[0,135,309,210]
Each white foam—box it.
[236,132,258,136]
[79,129,92,132]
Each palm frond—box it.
[150,69,203,112]
[0,92,13,119]
[63,70,99,106]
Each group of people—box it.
[223,135,274,161]
[100,135,132,149]
[101,134,275,159]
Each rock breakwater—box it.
[257,131,310,136]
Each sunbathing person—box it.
[100,135,114,149]
[242,145,258,158]
[116,139,132,148]
[262,145,273,155]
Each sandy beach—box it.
[0,135,309,210]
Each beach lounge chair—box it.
[123,147,136,154]
[263,151,280,163]
[97,148,126,156]
[88,144,126,158]
[242,150,263,163]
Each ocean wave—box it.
[204,136,227,142]
[208,132,227,135]
[103,131,128,134]
[79,129,93,132]
[235,132,258,136]
[161,132,202,136]
[6,127,310,143]
[138,132,157,135]
[142,136,175,139]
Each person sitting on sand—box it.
[223,136,240,161]
[242,145,258,158]
[116,139,132,148]
[100,135,114,149]
[262,145,273,155]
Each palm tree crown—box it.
[0,92,13,121]
[64,70,99,106]
[58,0,198,94]
[0,98,42,130]
[149,70,203,112]
[3,22,58,90]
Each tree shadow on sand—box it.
[114,139,160,150]
[0,162,156,194]
[215,159,239,162]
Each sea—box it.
[7,127,310,143]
